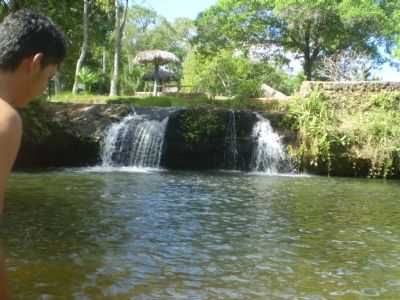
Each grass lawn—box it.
[49,92,286,111]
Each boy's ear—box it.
[30,53,44,73]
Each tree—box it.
[72,0,89,94]
[0,0,115,94]
[318,50,376,81]
[194,0,399,80]
[182,48,295,98]
[121,5,194,94]
[109,0,128,96]
[124,7,194,58]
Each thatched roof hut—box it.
[134,50,180,96]
[134,50,180,66]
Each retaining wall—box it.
[299,81,400,98]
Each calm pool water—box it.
[1,170,400,299]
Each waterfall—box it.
[224,110,239,170]
[101,114,169,168]
[251,113,290,174]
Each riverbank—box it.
[17,83,400,178]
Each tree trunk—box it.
[54,71,62,94]
[153,64,160,96]
[102,47,107,74]
[302,24,313,81]
[72,0,89,94]
[109,0,129,97]
[303,54,313,81]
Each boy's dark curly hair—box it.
[0,9,67,71]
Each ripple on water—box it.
[74,166,165,173]
[4,171,400,299]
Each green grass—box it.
[50,92,285,111]
[49,92,135,104]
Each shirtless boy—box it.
[0,9,66,213]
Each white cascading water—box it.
[101,114,169,168]
[251,113,289,174]
[224,110,239,170]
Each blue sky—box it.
[142,0,217,21]
[142,0,400,81]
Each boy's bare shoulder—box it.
[0,100,22,135]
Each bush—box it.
[78,67,100,93]
[287,90,400,177]
[288,90,346,173]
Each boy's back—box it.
[0,99,21,212]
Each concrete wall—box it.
[299,81,400,98]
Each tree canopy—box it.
[0,1,194,95]
[194,0,400,80]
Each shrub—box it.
[78,67,100,93]
[288,90,400,178]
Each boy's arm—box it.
[0,109,22,213]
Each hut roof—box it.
[134,50,180,65]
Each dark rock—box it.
[163,109,258,170]
[16,103,133,169]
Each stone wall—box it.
[16,103,295,171]
[299,81,400,98]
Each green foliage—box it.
[78,67,100,93]
[123,6,194,91]
[121,66,146,95]
[288,90,400,178]
[342,93,400,178]
[182,49,251,97]
[286,73,307,95]
[194,0,399,80]
[3,0,113,90]
[2,2,192,95]
[288,90,346,173]
[182,49,295,98]
[19,100,52,144]
[179,109,226,146]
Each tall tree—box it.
[72,0,89,94]
[109,0,128,96]
[0,0,114,92]
[194,0,399,80]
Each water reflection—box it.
[1,171,400,299]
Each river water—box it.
[1,170,400,299]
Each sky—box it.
[142,0,400,81]
[142,0,217,21]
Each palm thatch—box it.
[134,50,180,66]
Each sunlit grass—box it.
[49,92,138,104]
[49,92,286,111]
